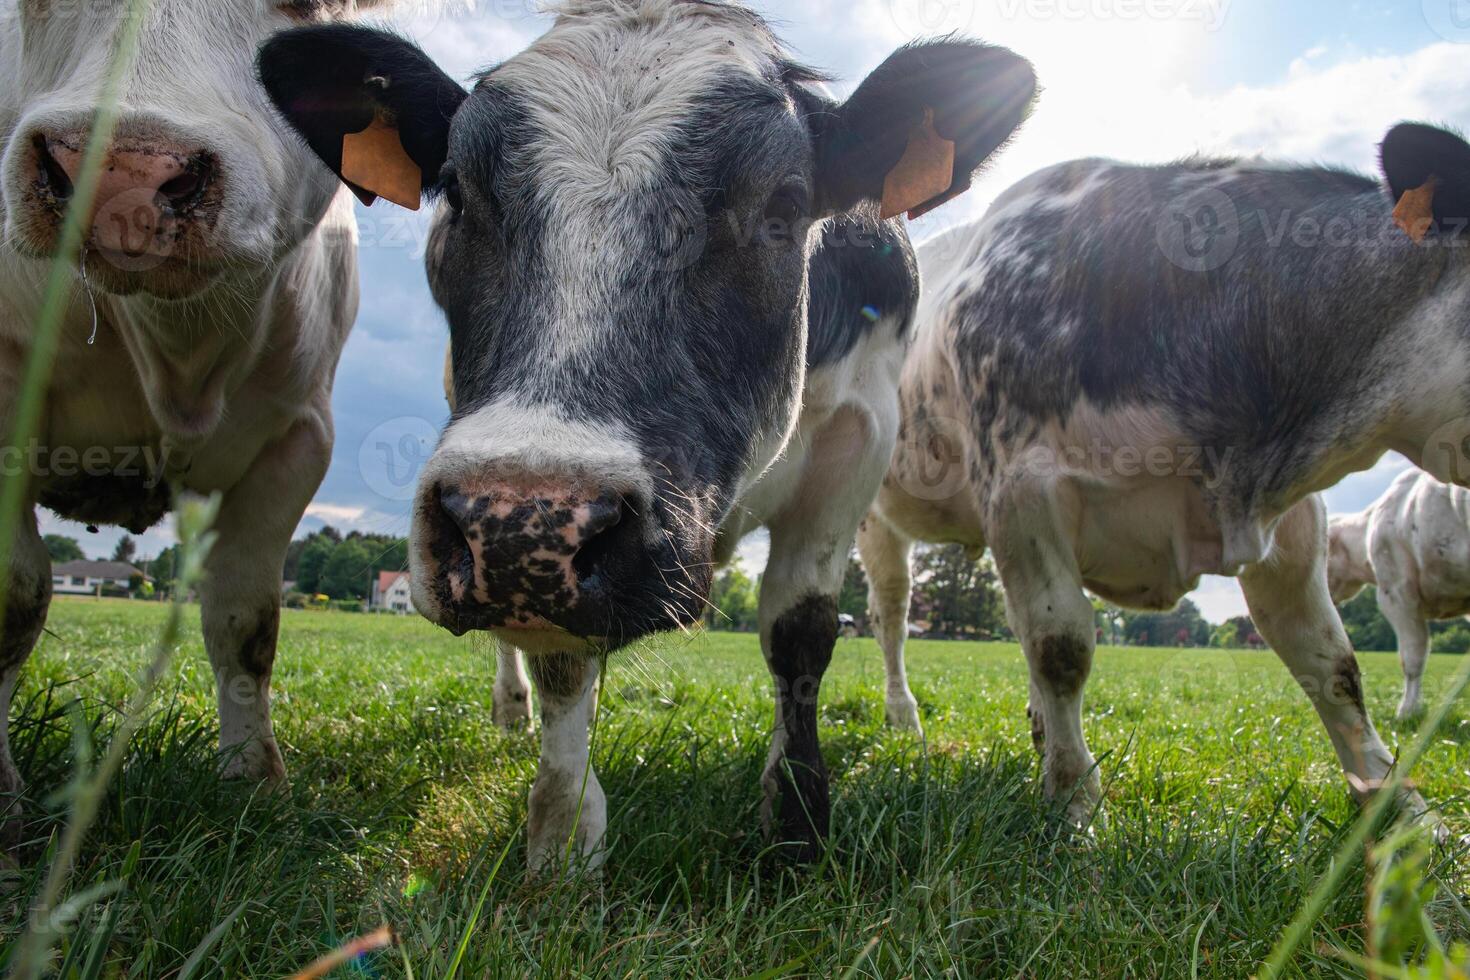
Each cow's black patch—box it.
[1,574,50,673]
[807,215,918,368]
[1036,633,1090,698]
[768,593,838,861]
[238,607,280,679]
[1332,653,1368,718]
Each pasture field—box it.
[2,598,1468,977]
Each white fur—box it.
[485,0,791,367]
[1329,470,1470,718]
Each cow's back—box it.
[931,157,1452,514]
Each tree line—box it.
[44,527,410,603]
[707,544,1273,649]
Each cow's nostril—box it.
[158,155,212,210]
[439,489,478,536]
[35,135,73,200]
[571,494,640,589]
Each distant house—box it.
[371,571,414,614]
[52,560,146,596]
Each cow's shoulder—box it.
[805,213,917,370]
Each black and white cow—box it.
[258,0,1036,867]
[0,0,411,844]
[1328,470,1470,719]
[861,126,1470,825]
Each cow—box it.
[858,125,1470,827]
[1328,470,1470,719]
[257,0,1037,868]
[0,0,407,844]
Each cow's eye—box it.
[764,186,808,228]
[443,173,464,216]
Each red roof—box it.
[377,570,409,594]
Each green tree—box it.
[319,538,377,600]
[1209,621,1239,649]
[1092,596,1124,646]
[910,545,1005,639]
[837,554,868,624]
[708,562,760,632]
[43,534,85,563]
[112,535,136,564]
[1337,587,1397,652]
[1123,598,1211,648]
[296,535,337,594]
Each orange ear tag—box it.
[1393,177,1438,244]
[341,114,422,211]
[880,108,956,221]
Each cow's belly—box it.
[1068,476,1225,612]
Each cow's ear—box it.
[815,40,1036,220]
[1381,123,1470,242]
[258,25,467,210]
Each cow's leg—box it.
[1240,498,1427,813]
[760,406,894,859]
[493,643,533,729]
[1,509,51,845]
[525,652,605,874]
[1377,590,1429,719]
[856,514,921,732]
[991,491,1099,826]
[200,418,330,784]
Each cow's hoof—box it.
[884,696,923,734]
[527,769,607,877]
[493,690,534,730]
[1396,702,1424,723]
[219,740,288,787]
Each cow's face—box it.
[0,0,401,299]
[261,3,1035,652]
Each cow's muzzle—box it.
[411,468,709,648]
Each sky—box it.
[42,0,1469,622]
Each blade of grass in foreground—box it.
[1257,650,1470,979]
[7,493,220,980]
[0,0,153,640]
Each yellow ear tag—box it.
[341,113,422,211]
[880,108,956,221]
[1393,177,1438,244]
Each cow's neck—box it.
[101,267,276,442]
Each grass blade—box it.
[1258,651,1470,979]
[445,830,520,980]
[176,900,250,980]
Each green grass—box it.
[2,599,1468,977]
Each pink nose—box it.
[35,132,214,256]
